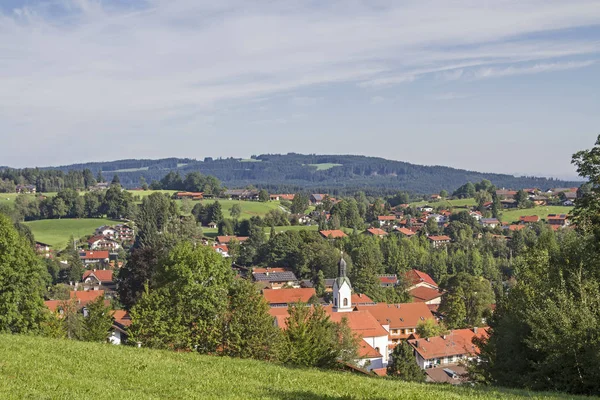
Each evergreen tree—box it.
[439,287,467,329]
[82,295,113,342]
[387,341,425,382]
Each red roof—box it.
[253,267,288,273]
[519,215,540,223]
[395,227,416,236]
[427,235,451,242]
[358,302,435,331]
[378,275,398,285]
[70,290,105,305]
[87,235,106,244]
[372,368,388,376]
[366,228,388,236]
[509,224,527,231]
[409,286,444,302]
[358,340,382,358]
[82,269,114,283]
[44,300,62,312]
[405,269,438,288]
[327,309,389,339]
[112,310,132,327]
[377,215,396,221]
[79,250,110,260]
[408,328,489,360]
[262,288,316,305]
[351,293,374,304]
[319,230,347,239]
[216,236,248,244]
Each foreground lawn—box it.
[0,335,584,400]
[24,218,121,249]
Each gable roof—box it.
[112,310,132,327]
[79,250,110,260]
[216,236,248,244]
[82,269,114,283]
[358,340,383,358]
[409,286,445,302]
[408,328,489,360]
[378,275,398,285]
[395,227,416,236]
[262,288,316,305]
[377,215,396,221]
[405,269,438,288]
[351,293,375,305]
[70,290,105,306]
[427,235,451,242]
[327,309,390,339]
[319,230,347,239]
[366,228,388,236]
[519,215,540,223]
[253,271,298,283]
[359,302,435,329]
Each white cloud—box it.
[1,0,600,165]
[473,60,596,79]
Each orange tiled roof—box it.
[80,250,110,260]
[395,227,416,236]
[428,235,451,242]
[262,288,316,305]
[359,302,435,330]
[405,269,438,288]
[408,328,489,360]
[358,340,382,358]
[82,269,114,283]
[409,286,444,302]
[216,236,248,244]
[70,290,105,305]
[366,228,388,236]
[319,230,347,239]
[327,309,389,339]
[112,310,132,327]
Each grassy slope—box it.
[0,335,582,400]
[501,206,573,223]
[24,218,121,249]
[308,163,343,171]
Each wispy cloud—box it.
[473,60,596,79]
[1,0,600,166]
[431,92,473,101]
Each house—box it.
[224,189,259,200]
[430,194,441,201]
[35,241,52,258]
[89,182,109,191]
[110,310,132,345]
[358,302,436,346]
[79,250,110,265]
[425,365,468,384]
[468,211,483,221]
[519,215,539,224]
[253,269,299,289]
[395,227,416,237]
[270,194,295,201]
[212,244,229,257]
[262,287,316,307]
[15,184,36,193]
[427,235,451,248]
[88,235,121,250]
[495,189,517,199]
[378,275,398,288]
[365,228,388,238]
[427,214,447,225]
[417,205,434,213]
[500,199,517,209]
[82,269,115,291]
[377,215,396,227]
[174,191,204,200]
[408,327,489,369]
[532,195,548,206]
[508,224,527,232]
[95,226,118,238]
[480,218,500,228]
[408,286,444,307]
[216,235,249,244]
[319,230,348,239]
[310,194,327,205]
[547,214,569,226]
[70,290,105,307]
[404,269,438,291]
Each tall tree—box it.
[82,295,113,342]
[0,214,49,333]
[387,341,425,382]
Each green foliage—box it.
[258,189,269,202]
[415,319,448,339]
[283,304,358,369]
[0,214,48,334]
[82,295,113,342]
[230,203,242,219]
[130,242,232,352]
[290,192,309,214]
[387,341,426,382]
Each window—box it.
[343,298,348,307]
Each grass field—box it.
[0,335,584,400]
[501,206,573,223]
[410,198,477,208]
[308,163,343,171]
[24,218,121,249]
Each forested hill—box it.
[39,154,580,195]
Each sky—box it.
[1,1,599,179]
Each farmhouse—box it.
[480,218,500,228]
[395,227,416,237]
[408,327,489,370]
[174,191,204,200]
[82,269,115,291]
[310,194,327,205]
[88,235,120,250]
[270,194,295,201]
[79,250,110,266]
[15,184,36,193]
[427,235,451,248]
[224,189,259,200]
[216,235,249,244]
[377,215,396,226]
[319,230,348,239]
[365,228,388,238]
[547,214,569,226]
[519,215,540,224]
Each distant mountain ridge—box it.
[34,154,581,195]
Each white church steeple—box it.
[333,252,352,312]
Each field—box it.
[501,206,573,223]
[307,163,343,171]
[411,198,477,208]
[0,335,584,400]
[24,218,121,249]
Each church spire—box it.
[339,251,347,278]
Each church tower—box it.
[333,253,352,312]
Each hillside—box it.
[37,154,581,195]
[0,335,586,400]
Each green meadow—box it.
[24,218,121,249]
[307,163,343,171]
[0,334,585,400]
[501,206,573,223]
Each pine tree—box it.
[82,295,113,342]
[387,341,425,382]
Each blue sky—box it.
[1,1,599,179]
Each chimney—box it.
[415,340,419,347]
[442,335,447,340]
[473,327,478,334]
[426,337,430,342]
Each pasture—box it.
[24,218,122,249]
